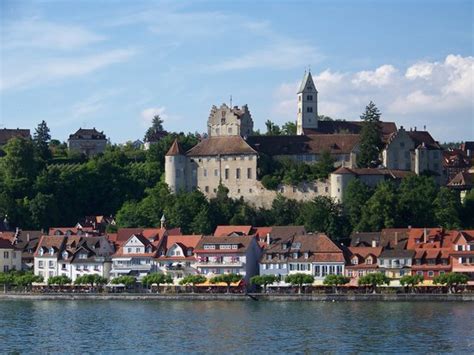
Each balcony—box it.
[197,261,244,268]
[112,264,153,271]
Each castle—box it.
[165,71,443,207]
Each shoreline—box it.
[0,293,473,301]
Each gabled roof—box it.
[448,171,473,188]
[214,225,253,237]
[348,246,383,258]
[166,139,185,156]
[69,128,106,140]
[186,136,257,156]
[303,121,397,141]
[195,235,254,252]
[246,134,360,156]
[0,128,31,145]
[407,131,441,150]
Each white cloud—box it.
[210,41,323,71]
[1,49,136,91]
[272,55,474,141]
[352,65,397,87]
[3,19,105,50]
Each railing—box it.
[197,261,244,267]
[112,264,153,271]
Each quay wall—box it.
[0,293,473,302]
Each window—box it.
[236,168,241,179]
[49,261,54,268]
[12,252,16,259]
[417,271,423,276]
[307,95,313,101]
[249,188,253,193]
[135,248,140,253]
[205,186,209,193]
[38,261,44,268]
[247,168,252,179]
[352,257,358,265]
[203,168,207,177]
[3,251,9,258]
[307,107,313,113]
[203,245,216,250]
[228,127,232,134]
[428,271,434,277]
[3,265,9,272]
[225,168,229,180]
[49,271,54,277]
[127,248,132,253]
[214,169,219,177]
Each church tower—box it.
[296,70,318,135]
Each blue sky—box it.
[1,0,473,143]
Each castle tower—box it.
[296,70,318,135]
[165,139,187,193]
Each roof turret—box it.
[165,139,185,156]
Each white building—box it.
[0,237,21,272]
[34,235,114,282]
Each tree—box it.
[433,187,461,229]
[357,181,398,231]
[141,273,173,293]
[0,272,15,293]
[179,274,207,293]
[358,272,390,293]
[323,274,350,294]
[433,273,469,294]
[111,276,136,289]
[74,274,108,290]
[250,275,278,293]
[343,179,373,230]
[48,275,72,286]
[14,272,43,292]
[461,189,474,228]
[282,121,297,135]
[265,120,281,136]
[210,273,243,294]
[313,150,336,179]
[33,120,52,161]
[398,175,438,227]
[357,101,383,168]
[285,273,314,294]
[399,274,424,293]
[144,115,165,142]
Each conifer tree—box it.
[357,101,383,168]
[33,120,52,161]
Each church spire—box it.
[296,69,318,135]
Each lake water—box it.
[0,300,473,353]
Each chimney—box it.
[266,233,271,246]
[394,232,398,246]
[27,233,30,242]
[424,228,427,243]
[371,240,377,248]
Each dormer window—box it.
[267,254,272,261]
[352,257,358,265]
[146,246,152,253]
[39,248,44,256]
[49,248,54,256]
[204,244,216,250]
[304,252,309,259]
[293,252,298,259]
[187,249,193,256]
[366,256,373,265]
[62,251,68,260]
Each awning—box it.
[195,280,243,287]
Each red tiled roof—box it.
[0,238,14,249]
[186,136,257,156]
[214,225,253,237]
[348,246,382,258]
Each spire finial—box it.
[308,65,311,73]
[230,94,232,107]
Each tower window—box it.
[307,95,313,101]
[299,96,301,102]
[299,108,301,113]
[307,107,313,113]
[236,168,241,179]
[225,169,229,180]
